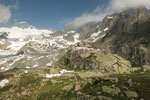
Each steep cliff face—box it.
[93,8,150,66]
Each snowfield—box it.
[45,69,74,78]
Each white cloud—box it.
[0,4,11,24]
[109,0,150,11]
[0,0,18,25]
[67,7,111,27]
[67,0,150,27]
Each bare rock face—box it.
[93,8,150,66]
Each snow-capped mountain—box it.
[3,7,149,72]
[0,22,81,71]
[0,17,120,72]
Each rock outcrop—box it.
[58,42,132,74]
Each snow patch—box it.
[0,40,5,44]
[73,33,80,43]
[64,34,68,36]
[101,34,106,38]
[60,69,74,74]
[24,70,29,73]
[45,74,61,78]
[8,55,25,67]
[92,33,106,42]
[1,67,5,70]
[67,31,76,34]
[33,65,38,68]
[107,16,114,19]
[104,27,109,32]
[46,62,52,66]
[5,68,10,71]
[26,66,31,69]
[96,26,100,28]
[91,31,101,39]
[37,56,45,60]
[7,41,28,51]
[0,79,9,87]
[45,69,74,78]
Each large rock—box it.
[124,91,138,98]
[102,86,119,96]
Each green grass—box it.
[1,67,150,100]
[63,57,70,66]
[19,73,42,88]
[110,72,150,100]
[18,76,81,100]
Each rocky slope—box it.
[92,7,150,66]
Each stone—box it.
[126,79,134,86]
[111,84,116,88]
[108,78,118,83]
[121,86,128,91]
[75,84,81,91]
[124,91,138,98]
[102,86,119,96]
[115,87,121,93]
[140,98,144,100]
[142,65,150,72]
[98,96,112,100]
[137,83,140,86]
[97,92,102,95]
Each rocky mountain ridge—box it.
[91,7,150,66]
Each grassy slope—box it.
[0,68,150,100]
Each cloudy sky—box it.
[0,0,150,30]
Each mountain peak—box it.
[11,21,35,29]
[123,7,150,14]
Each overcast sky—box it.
[0,0,150,30]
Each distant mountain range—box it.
[0,7,150,72]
